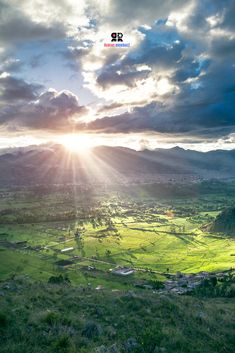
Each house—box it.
[111,266,134,276]
[171,287,188,295]
[61,247,74,253]
[164,280,175,289]
[187,282,201,290]
[86,266,95,271]
[95,285,104,290]
[73,255,81,259]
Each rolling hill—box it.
[210,207,235,235]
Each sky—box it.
[0,0,235,151]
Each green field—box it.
[0,182,234,288]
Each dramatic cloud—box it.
[102,0,191,26]
[84,93,235,138]
[0,1,66,44]
[0,73,42,102]
[0,76,87,131]
[0,0,234,149]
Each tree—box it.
[105,249,111,257]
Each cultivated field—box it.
[0,182,234,289]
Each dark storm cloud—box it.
[0,0,234,142]
[95,19,211,89]
[0,74,42,101]
[211,38,235,59]
[96,22,186,88]
[97,67,151,89]
[184,0,235,34]
[108,0,191,25]
[83,55,235,138]
[84,90,235,138]
[19,90,87,131]
[0,76,87,131]
[214,0,235,31]
[183,0,226,32]
[122,25,185,68]
[89,0,235,139]
[0,0,66,44]
[172,58,211,83]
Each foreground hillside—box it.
[0,276,234,353]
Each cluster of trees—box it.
[48,274,71,285]
[210,208,235,234]
[193,273,235,297]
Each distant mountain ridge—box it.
[0,144,235,186]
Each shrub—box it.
[0,312,7,328]
[82,321,102,338]
[48,274,71,284]
[43,310,60,325]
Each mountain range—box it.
[0,144,235,186]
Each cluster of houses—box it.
[163,271,228,294]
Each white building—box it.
[61,247,74,253]
[111,267,135,276]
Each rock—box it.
[196,311,207,321]
[106,325,117,338]
[93,344,120,353]
[93,345,107,353]
[82,321,102,338]
[123,337,139,352]
[108,344,120,353]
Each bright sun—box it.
[59,134,94,153]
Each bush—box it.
[140,326,163,353]
[0,312,7,328]
[43,310,60,325]
[48,274,71,285]
[54,333,71,350]
[82,321,102,338]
